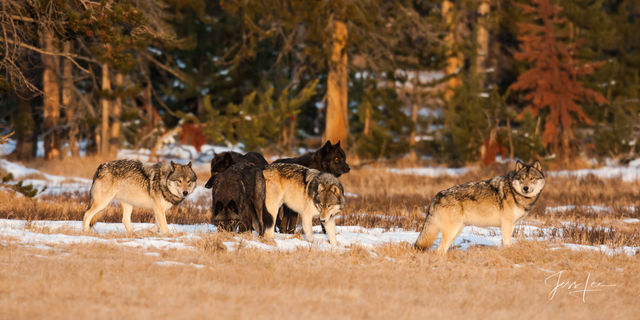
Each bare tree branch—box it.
[140,50,189,83]
[0,38,93,73]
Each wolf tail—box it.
[415,203,439,250]
[82,166,111,232]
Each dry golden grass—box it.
[1,238,638,319]
[2,162,639,245]
[1,159,639,319]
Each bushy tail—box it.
[415,206,439,250]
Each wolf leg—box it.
[283,208,298,234]
[436,222,463,255]
[153,204,169,234]
[276,206,286,233]
[415,219,440,250]
[82,188,114,232]
[324,217,337,245]
[263,199,281,239]
[300,211,314,243]
[121,203,134,233]
[500,219,515,246]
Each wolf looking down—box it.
[208,153,267,235]
[273,141,350,233]
[415,160,545,254]
[262,163,345,245]
[82,160,197,234]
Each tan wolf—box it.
[415,160,545,254]
[262,163,345,245]
[82,160,197,234]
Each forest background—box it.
[1,0,638,167]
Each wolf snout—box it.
[182,191,189,196]
[523,186,529,193]
[320,218,327,223]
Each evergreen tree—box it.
[509,0,608,161]
[561,0,640,159]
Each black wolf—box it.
[272,141,350,233]
[209,154,266,235]
[204,151,268,189]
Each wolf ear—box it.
[170,161,179,170]
[330,184,341,195]
[204,176,214,189]
[532,160,542,171]
[317,184,325,193]
[320,140,332,154]
[335,140,341,148]
[223,152,234,164]
[187,161,192,168]
[515,160,524,171]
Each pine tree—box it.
[509,0,608,161]
[561,0,640,160]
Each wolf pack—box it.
[82,141,546,254]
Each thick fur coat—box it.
[272,141,350,233]
[415,160,545,254]
[82,160,197,234]
[263,163,345,245]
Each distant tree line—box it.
[0,0,638,165]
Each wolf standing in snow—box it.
[82,160,197,234]
[262,163,345,245]
[208,153,267,235]
[415,160,545,254]
[272,140,350,234]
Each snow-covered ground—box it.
[1,146,639,257]
[1,219,638,256]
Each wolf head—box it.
[511,160,545,198]
[318,141,350,177]
[166,161,197,199]
[313,174,345,223]
[212,200,249,232]
[204,152,242,189]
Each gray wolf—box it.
[82,160,197,234]
[415,160,545,254]
[204,151,268,189]
[209,153,266,235]
[263,163,345,245]
[273,141,350,233]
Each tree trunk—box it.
[110,73,123,155]
[145,81,154,127]
[409,71,420,161]
[443,0,462,102]
[13,94,36,160]
[100,63,111,156]
[476,1,490,87]
[363,106,370,136]
[62,41,78,158]
[324,19,349,147]
[507,118,514,161]
[42,29,61,160]
[562,129,572,164]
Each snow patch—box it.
[550,164,640,182]
[1,219,637,256]
[154,260,206,269]
[555,243,640,256]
